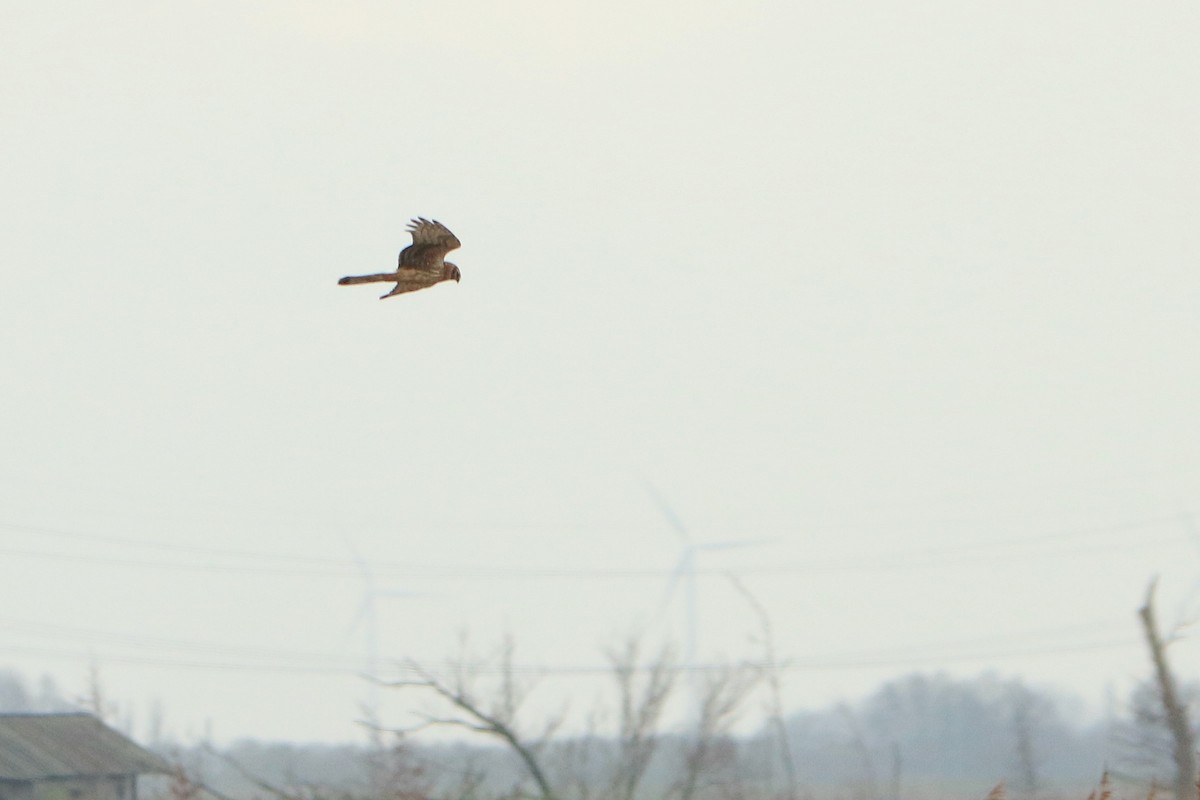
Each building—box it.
[0,714,168,800]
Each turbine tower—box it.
[645,484,773,673]
[343,536,423,729]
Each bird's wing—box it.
[379,268,438,299]
[398,217,461,272]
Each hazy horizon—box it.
[2,1,1198,744]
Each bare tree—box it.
[606,638,677,800]
[1007,683,1042,799]
[671,665,761,800]
[838,703,878,800]
[728,576,798,800]
[383,637,559,800]
[82,659,118,725]
[553,710,602,800]
[363,735,434,800]
[1137,579,1195,800]
[375,635,771,800]
[887,741,902,800]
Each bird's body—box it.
[338,217,462,299]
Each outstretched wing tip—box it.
[404,216,459,243]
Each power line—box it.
[0,513,1187,581]
[0,614,1150,678]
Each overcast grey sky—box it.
[1,1,1199,743]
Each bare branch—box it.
[386,653,558,800]
[199,743,306,800]
[838,703,878,800]
[728,574,798,800]
[605,637,677,800]
[673,663,762,800]
[1138,578,1195,800]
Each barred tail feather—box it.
[338,272,399,285]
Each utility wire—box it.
[0,614,1149,678]
[0,514,1186,581]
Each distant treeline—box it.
[1,666,1186,799]
[164,673,1181,799]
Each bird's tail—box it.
[337,272,399,286]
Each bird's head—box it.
[444,263,461,283]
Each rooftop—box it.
[0,713,168,781]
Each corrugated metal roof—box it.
[0,713,169,780]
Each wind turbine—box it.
[342,536,425,728]
[645,484,775,673]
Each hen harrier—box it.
[337,217,462,299]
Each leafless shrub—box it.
[166,764,205,800]
[670,664,762,800]
[382,635,559,800]
[363,735,433,800]
[606,638,677,800]
[728,576,797,800]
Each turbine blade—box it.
[694,537,779,552]
[644,482,690,543]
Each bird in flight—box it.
[337,217,462,299]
